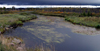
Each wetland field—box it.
[1,8,100,51]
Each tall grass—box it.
[0,13,37,33]
[0,35,18,51]
[0,35,53,51]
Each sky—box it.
[0,0,100,5]
[0,0,100,8]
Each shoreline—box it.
[31,11,100,29]
[0,13,37,34]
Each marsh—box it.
[3,15,100,51]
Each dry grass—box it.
[0,35,53,51]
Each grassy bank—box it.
[65,16,100,28]
[0,13,37,33]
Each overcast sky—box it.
[0,0,100,5]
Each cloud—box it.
[0,5,99,8]
[0,0,100,5]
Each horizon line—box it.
[0,4,100,8]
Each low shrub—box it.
[79,12,92,17]
[95,25,100,29]
[30,15,37,19]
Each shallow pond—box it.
[4,15,100,51]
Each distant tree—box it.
[83,12,87,16]
[3,7,6,10]
[87,11,92,17]
[0,7,2,10]
[12,6,15,10]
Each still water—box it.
[4,15,100,51]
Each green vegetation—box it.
[18,14,37,22]
[20,12,30,15]
[31,10,100,29]
[0,13,37,33]
[0,42,5,51]
[79,11,93,17]
[16,21,23,25]
[65,16,100,28]
[95,25,100,29]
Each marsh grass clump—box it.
[30,15,37,19]
[79,11,93,17]
[0,42,14,51]
[18,15,37,22]
[0,42,5,51]
[16,21,23,25]
[65,16,100,28]
[0,28,5,33]
[95,25,100,29]
[20,12,30,15]
[0,35,54,51]
[0,36,19,51]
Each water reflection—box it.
[21,16,70,43]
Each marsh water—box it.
[3,15,100,51]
